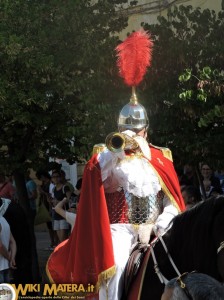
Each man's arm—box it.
[98,149,125,194]
[0,242,10,260]
[0,224,10,261]
[8,232,16,269]
[154,195,179,234]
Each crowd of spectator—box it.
[0,168,82,284]
[178,162,224,210]
[0,160,223,295]
[36,169,82,248]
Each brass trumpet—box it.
[105,132,139,153]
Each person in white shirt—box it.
[0,198,16,283]
[54,198,76,231]
[54,178,82,232]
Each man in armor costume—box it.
[46,30,185,300]
[93,94,185,300]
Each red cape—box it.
[149,145,185,212]
[47,154,115,288]
[46,148,185,289]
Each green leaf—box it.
[197,94,207,102]
[179,92,187,100]
[179,69,192,82]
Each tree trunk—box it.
[13,169,40,283]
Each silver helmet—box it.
[118,87,149,131]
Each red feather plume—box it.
[116,30,153,87]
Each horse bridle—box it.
[176,272,195,300]
[150,232,224,298]
[217,241,224,254]
[150,235,194,299]
[176,242,224,299]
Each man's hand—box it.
[9,257,16,269]
[61,197,69,204]
[9,248,16,269]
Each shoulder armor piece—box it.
[92,143,106,155]
[149,143,173,162]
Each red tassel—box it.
[116,30,153,87]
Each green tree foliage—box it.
[0,0,128,173]
[142,5,224,168]
[0,0,129,282]
[178,66,224,169]
[179,67,224,125]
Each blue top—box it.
[26,180,37,211]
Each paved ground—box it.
[35,225,53,279]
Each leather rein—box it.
[217,241,224,254]
[149,231,224,300]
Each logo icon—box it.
[0,284,16,300]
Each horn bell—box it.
[105,132,139,153]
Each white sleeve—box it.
[98,148,125,182]
[49,183,55,198]
[65,212,76,229]
[154,195,178,234]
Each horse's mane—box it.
[171,195,224,233]
[166,195,224,277]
